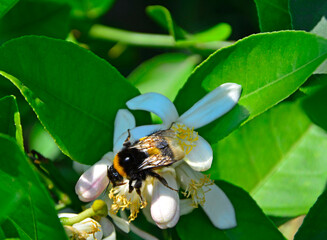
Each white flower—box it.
[75,82,241,230]
[58,213,115,240]
[121,82,241,229]
[74,110,170,235]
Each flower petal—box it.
[180,199,195,216]
[75,157,111,202]
[130,224,159,240]
[113,124,164,153]
[126,92,179,126]
[184,135,213,171]
[103,194,131,233]
[202,184,237,229]
[151,169,180,229]
[100,217,116,240]
[59,213,103,240]
[177,83,242,129]
[114,109,135,145]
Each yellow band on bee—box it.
[113,155,127,177]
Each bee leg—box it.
[134,179,144,202]
[148,171,179,192]
[123,129,132,147]
[128,179,135,193]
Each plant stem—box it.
[89,24,175,47]
[88,24,233,51]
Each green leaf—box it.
[0,0,18,18]
[146,5,231,42]
[174,31,327,144]
[0,134,67,239]
[290,0,327,31]
[0,95,23,149]
[302,83,327,133]
[210,101,327,216]
[0,0,70,44]
[29,122,61,159]
[300,74,327,96]
[146,5,188,40]
[294,190,327,240]
[67,0,115,19]
[190,23,232,42]
[176,181,285,240]
[0,36,148,164]
[128,53,200,101]
[254,0,292,32]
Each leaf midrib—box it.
[250,124,313,196]
[240,53,327,102]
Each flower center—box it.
[171,123,199,154]
[182,174,214,207]
[109,184,147,222]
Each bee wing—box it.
[137,154,176,171]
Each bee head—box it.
[108,165,123,187]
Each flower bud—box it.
[150,169,180,229]
[75,160,109,202]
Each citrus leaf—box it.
[0,134,67,239]
[174,31,327,144]
[0,36,149,164]
[210,101,327,216]
[176,181,285,240]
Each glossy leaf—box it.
[300,74,327,96]
[210,101,327,216]
[294,190,327,240]
[146,5,187,40]
[0,1,70,44]
[0,134,67,239]
[176,181,285,240]
[128,53,200,101]
[254,0,292,32]
[0,36,148,164]
[0,95,23,149]
[68,0,115,19]
[0,0,18,18]
[174,31,327,144]
[146,5,231,42]
[302,83,327,133]
[290,0,327,31]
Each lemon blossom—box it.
[117,82,241,229]
[75,82,241,230]
[58,213,115,240]
[74,109,177,233]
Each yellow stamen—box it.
[182,175,214,208]
[171,123,199,154]
[109,187,147,222]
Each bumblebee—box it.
[108,129,185,197]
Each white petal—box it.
[100,217,116,240]
[59,213,103,240]
[126,92,179,126]
[180,199,194,216]
[151,169,180,229]
[113,124,164,153]
[103,194,130,233]
[75,158,111,202]
[114,109,135,145]
[177,83,242,129]
[184,135,213,171]
[202,184,237,229]
[130,224,159,240]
